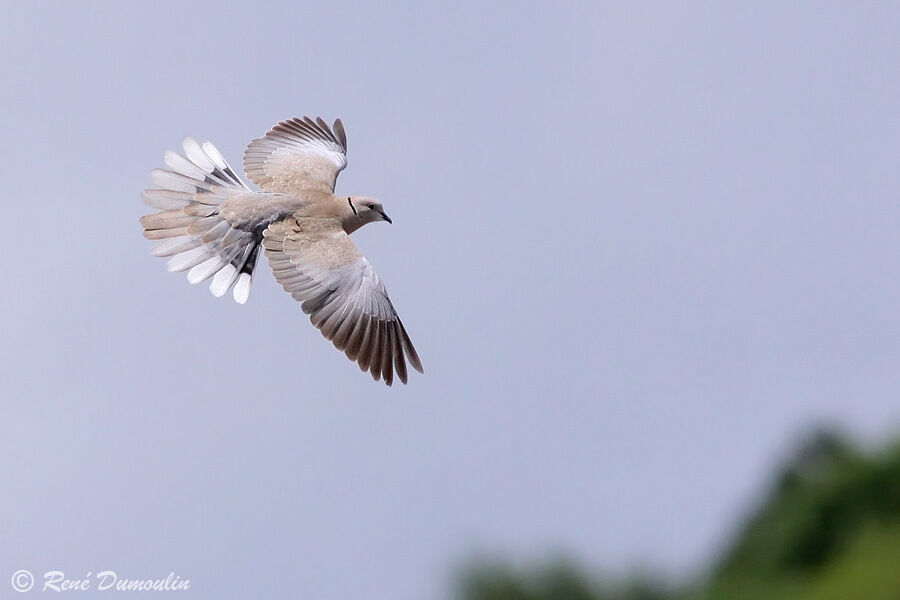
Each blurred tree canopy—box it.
[456,430,900,600]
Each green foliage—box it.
[696,430,900,599]
[456,559,670,600]
[456,430,900,600]
[458,561,599,600]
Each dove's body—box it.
[219,191,384,235]
[140,116,422,385]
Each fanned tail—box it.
[140,138,261,304]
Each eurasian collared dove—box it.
[140,116,423,386]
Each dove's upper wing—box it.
[243,116,348,194]
[263,216,423,385]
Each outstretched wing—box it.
[243,116,347,194]
[263,216,423,385]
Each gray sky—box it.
[2,2,898,598]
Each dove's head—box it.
[347,196,392,226]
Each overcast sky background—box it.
[1,2,898,599]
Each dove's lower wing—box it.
[263,216,423,385]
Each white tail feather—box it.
[152,236,200,257]
[167,247,209,272]
[233,273,252,304]
[182,138,217,173]
[188,256,224,284]
[210,264,237,297]
[142,189,193,210]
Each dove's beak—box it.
[380,211,392,224]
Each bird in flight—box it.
[140,116,423,385]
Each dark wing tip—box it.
[398,320,424,374]
[333,118,347,150]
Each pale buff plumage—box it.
[140,116,422,385]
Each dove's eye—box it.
[366,203,375,209]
